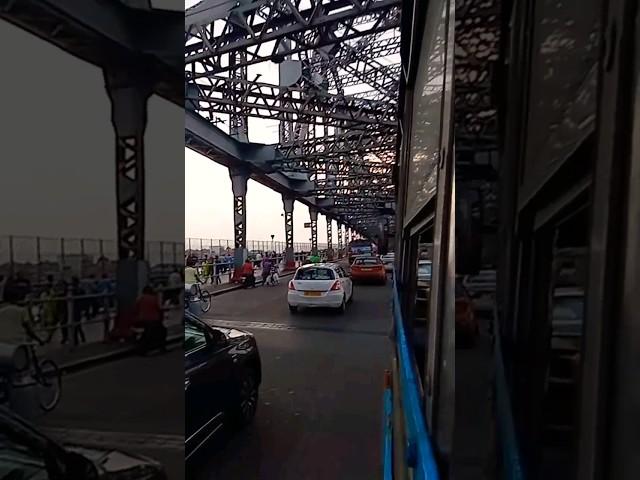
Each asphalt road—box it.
[35,348,184,480]
[195,269,393,479]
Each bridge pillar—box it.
[104,69,152,335]
[230,169,249,281]
[309,208,318,255]
[337,223,343,259]
[326,218,333,260]
[282,195,296,270]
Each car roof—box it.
[298,263,339,270]
[554,287,584,297]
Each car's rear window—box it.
[355,257,381,265]
[295,268,335,280]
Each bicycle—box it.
[21,343,62,412]
[186,283,211,313]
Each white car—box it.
[380,253,395,271]
[287,263,353,314]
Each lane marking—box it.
[40,426,183,450]
[204,318,389,337]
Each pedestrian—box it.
[40,275,57,343]
[261,256,272,285]
[203,256,214,284]
[70,277,87,346]
[54,279,69,345]
[97,273,114,341]
[213,256,222,285]
[168,269,182,306]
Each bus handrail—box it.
[391,275,439,480]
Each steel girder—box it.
[187,76,397,128]
[185,0,401,74]
[185,0,403,241]
[0,0,182,106]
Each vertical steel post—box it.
[283,195,296,269]
[230,169,249,276]
[310,208,318,255]
[104,68,152,325]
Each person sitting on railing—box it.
[133,285,167,355]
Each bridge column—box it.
[337,223,343,259]
[309,208,318,255]
[326,218,333,260]
[230,169,249,280]
[104,69,152,332]
[282,195,296,270]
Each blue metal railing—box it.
[492,304,525,480]
[386,275,439,480]
[383,371,393,480]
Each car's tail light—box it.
[289,281,296,290]
[330,280,342,291]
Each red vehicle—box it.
[350,256,386,285]
[455,276,478,347]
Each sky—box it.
[0,18,183,243]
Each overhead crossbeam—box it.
[185,0,401,73]
[188,77,397,128]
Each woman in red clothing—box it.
[133,286,166,354]
[241,259,256,288]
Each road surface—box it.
[194,267,393,479]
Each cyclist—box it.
[0,284,44,347]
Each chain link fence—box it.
[184,238,329,258]
[0,235,184,284]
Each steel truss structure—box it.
[186,0,402,239]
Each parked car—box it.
[350,256,387,284]
[455,276,478,347]
[417,260,432,287]
[463,269,496,312]
[380,253,395,272]
[185,312,261,461]
[0,406,166,479]
[288,263,353,313]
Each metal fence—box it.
[185,238,329,256]
[0,235,184,283]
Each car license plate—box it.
[305,291,321,297]
[362,268,372,271]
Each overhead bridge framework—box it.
[186,0,402,260]
[0,0,182,316]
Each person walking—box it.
[40,275,57,343]
[54,279,69,345]
[70,277,87,346]
[97,273,114,341]
[261,256,272,285]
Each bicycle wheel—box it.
[36,359,61,412]
[200,290,211,313]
